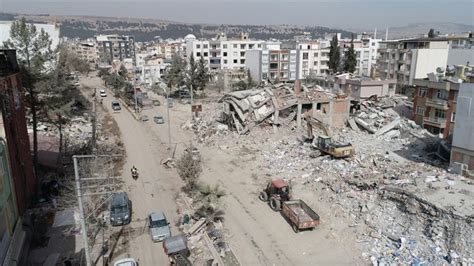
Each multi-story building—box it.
[296,41,330,78]
[140,55,169,87]
[412,76,460,138]
[246,48,298,82]
[377,37,473,95]
[450,82,474,177]
[69,41,98,67]
[345,34,381,77]
[96,34,136,65]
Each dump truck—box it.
[282,200,320,233]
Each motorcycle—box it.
[131,169,138,180]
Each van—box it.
[110,192,131,226]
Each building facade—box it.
[246,49,298,82]
[412,78,459,138]
[450,83,474,177]
[296,41,330,79]
[0,50,36,216]
[69,41,98,67]
[96,34,136,65]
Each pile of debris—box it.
[29,116,97,145]
[218,83,335,134]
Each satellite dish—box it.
[436,67,444,73]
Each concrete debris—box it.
[161,157,176,168]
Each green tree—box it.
[118,64,128,79]
[428,28,437,38]
[328,34,340,73]
[3,18,54,173]
[162,52,185,89]
[343,36,357,73]
[196,56,210,91]
[247,69,254,87]
[185,54,199,94]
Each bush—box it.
[176,149,202,191]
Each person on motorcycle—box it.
[131,166,137,173]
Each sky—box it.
[1,0,473,30]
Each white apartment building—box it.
[137,55,169,87]
[246,48,298,82]
[348,35,381,76]
[69,41,98,66]
[296,41,331,79]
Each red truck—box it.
[282,200,320,233]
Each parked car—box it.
[167,98,174,108]
[140,115,149,122]
[74,82,80,87]
[153,115,165,124]
[148,211,171,242]
[113,258,137,266]
[99,89,107,97]
[111,101,121,112]
[110,192,131,226]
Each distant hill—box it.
[351,22,473,40]
[0,12,354,41]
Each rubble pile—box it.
[29,116,98,145]
[219,83,333,134]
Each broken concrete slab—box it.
[354,118,376,134]
[375,118,400,136]
[348,119,360,131]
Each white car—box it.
[99,89,107,97]
[114,258,137,266]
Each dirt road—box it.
[81,75,362,265]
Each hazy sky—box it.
[1,0,473,30]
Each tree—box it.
[162,53,185,89]
[196,56,210,91]
[328,34,340,73]
[118,64,128,79]
[428,28,436,38]
[3,18,54,173]
[246,69,254,88]
[176,149,202,191]
[195,184,226,222]
[343,36,357,73]
[185,54,199,94]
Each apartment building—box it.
[344,34,381,77]
[451,83,474,177]
[69,41,98,66]
[412,77,460,138]
[246,48,298,82]
[96,34,136,65]
[185,33,267,71]
[296,41,330,79]
[139,55,169,87]
[377,37,473,95]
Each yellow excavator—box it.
[305,116,354,158]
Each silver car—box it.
[153,115,165,124]
[148,211,171,242]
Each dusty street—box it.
[80,75,363,265]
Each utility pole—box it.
[74,156,92,266]
[162,87,172,156]
[91,88,97,152]
[134,87,138,113]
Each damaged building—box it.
[219,80,350,134]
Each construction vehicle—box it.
[259,179,292,211]
[305,116,354,158]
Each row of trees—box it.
[328,34,357,74]
[162,53,210,94]
[3,18,90,173]
[99,65,133,98]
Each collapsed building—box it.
[219,80,350,134]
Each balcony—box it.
[424,116,447,128]
[425,98,449,110]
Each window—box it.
[451,112,456,122]
[223,59,227,64]
[416,106,425,115]
[436,89,448,100]
[435,109,446,119]
[233,44,238,48]
[233,59,238,63]
[203,44,208,49]
[196,44,200,49]
[281,63,289,70]
[257,44,262,48]
[262,73,268,79]
[314,61,318,66]
[303,53,309,60]
[223,44,227,49]
[223,52,228,57]
[270,63,278,69]
[372,42,375,46]
[240,51,245,57]
[418,88,427,97]
[314,52,319,57]
[270,54,278,61]
[240,59,245,64]
[302,61,308,68]
[249,44,254,49]
[240,44,246,49]
[281,54,288,61]
[203,52,208,57]
[196,52,201,57]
